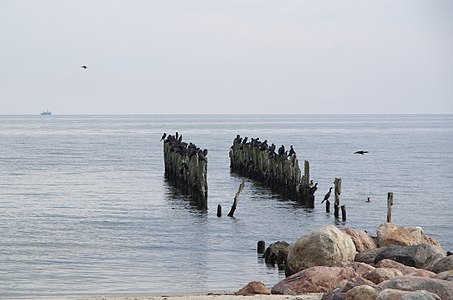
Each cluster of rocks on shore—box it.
[237,223,453,300]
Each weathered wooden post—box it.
[334,178,341,218]
[217,204,222,217]
[325,200,330,213]
[229,135,313,207]
[162,133,208,210]
[228,180,245,217]
[387,192,394,223]
[341,205,347,221]
[257,241,266,254]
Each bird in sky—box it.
[81,65,88,69]
[354,150,368,155]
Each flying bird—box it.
[321,187,333,203]
[81,65,88,69]
[354,150,368,155]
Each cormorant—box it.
[354,150,368,155]
[288,145,296,157]
[309,182,318,195]
[321,187,332,203]
[160,133,166,141]
[366,197,371,203]
[278,145,285,156]
[202,149,208,157]
[81,65,88,69]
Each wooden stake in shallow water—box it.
[334,178,342,218]
[387,192,394,223]
[228,180,245,217]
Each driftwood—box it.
[162,132,208,210]
[228,180,245,217]
[229,135,314,207]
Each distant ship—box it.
[40,110,51,116]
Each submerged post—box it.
[162,132,208,210]
[341,205,347,221]
[387,192,394,223]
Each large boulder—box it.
[378,276,453,300]
[376,259,436,277]
[377,223,445,253]
[286,225,356,276]
[374,244,445,269]
[271,265,361,294]
[431,256,453,274]
[355,246,391,265]
[340,227,377,252]
[236,281,270,295]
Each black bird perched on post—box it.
[354,150,368,155]
[160,133,166,141]
[321,187,332,203]
[81,65,88,69]
[309,182,318,195]
[288,145,296,157]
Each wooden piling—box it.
[334,178,341,218]
[162,133,208,210]
[257,241,266,254]
[325,200,330,213]
[228,180,245,217]
[229,136,313,207]
[341,205,347,221]
[387,192,393,223]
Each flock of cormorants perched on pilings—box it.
[229,135,314,207]
[161,132,316,209]
[162,132,208,210]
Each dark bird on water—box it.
[321,187,333,203]
[160,133,166,141]
[366,197,371,203]
[354,150,368,155]
[81,65,88,69]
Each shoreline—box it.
[18,292,324,300]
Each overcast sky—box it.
[1,0,452,114]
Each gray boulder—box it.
[374,244,445,269]
[431,256,453,274]
[400,290,441,300]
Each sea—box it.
[0,114,452,298]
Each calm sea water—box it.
[0,114,452,298]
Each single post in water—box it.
[387,192,394,223]
[333,177,341,218]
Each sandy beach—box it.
[44,293,323,300]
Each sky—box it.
[1,0,452,114]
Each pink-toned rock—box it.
[236,281,270,295]
[376,223,445,253]
[377,276,453,300]
[286,225,356,276]
[330,261,376,276]
[363,268,404,284]
[346,285,378,300]
[271,265,360,294]
[341,227,377,252]
[376,259,435,276]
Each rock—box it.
[331,261,376,276]
[321,287,346,300]
[263,241,290,269]
[272,265,360,294]
[345,285,378,300]
[378,276,453,300]
[286,225,356,276]
[376,223,445,253]
[374,244,445,269]
[376,259,436,277]
[355,247,390,265]
[377,288,412,300]
[400,290,441,300]
[431,256,453,274]
[341,276,377,292]
[236,281,270,295]
[434,270,453,281]
[340,227,377,252]
[363,268,404,284]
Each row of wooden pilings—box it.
[162,133,208,210]
[229,135,314,207]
